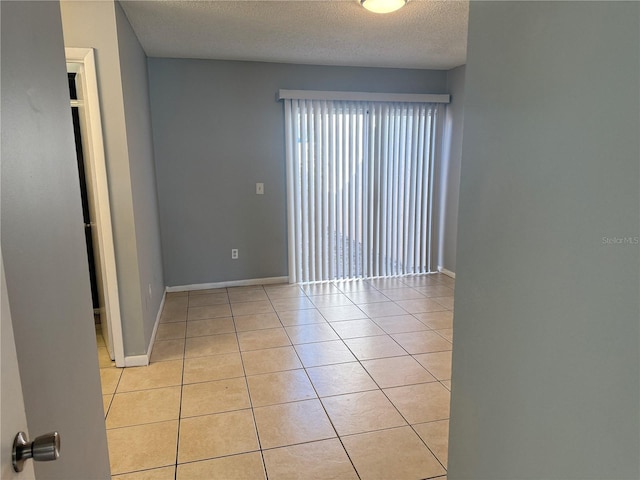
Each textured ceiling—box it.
[120,0,469,70]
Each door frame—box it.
[65,47,125,367]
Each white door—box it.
[0,256,35,480]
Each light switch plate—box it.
[256,183,264,195]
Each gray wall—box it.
[1,1,110,477]
[439,65,465,273]
[60,0,164,355]
[115,1,165,349]
[448,2,639,479]
[148,59,448,286]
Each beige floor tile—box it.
[333,279,375,293]
[166,290,188,298]
[187,304,233,321]
[306,362,378,397]
[345,291,390,304]
[378,288,425,301]
[271,296,316,312]
[294,340,356,367]
[231,301,275,317]
[263,438,359,480]
[367,278,408,289]
[96,333,106,347]
[177,452,266,480]
[234,312,282,332]
[372,315,431,334]
[161,297,188,320]
[395,298,448,314]
[384,382,450,424]
[278,309,327,326]
[98,347,116,368]
[344,335,406,360]
[362,356,437,388]
[301,283,341,295]
[253,399,336,449]
[228,285,265,292]
[106,386,181,429]
[156,322,186,340]
[107,420,178,475]
[285,323,340,344]
[433,296,454,310]
[190,287,227,295]
[414,351,452,381]
[342,426,446,480]
[185,333,239,358]
[329,319,386,339]
[308,293,354,308]
[436,276,455,288]
[112,466,175,480]
[163,295,189,309]
[237,328,291,351]
[160,310,187,323]
[391,331,452,355]
[400,275,443,287]
[228,289,269,303]
[183,353,244,384]
[321,390,406,436]
[102,394,112,417]
[417,285,455,298]
[441,380,451,391]
[247,369,316,407]
[435,328,454,342]
[188,292,229,307]
[358,302,408,318]
[97,346,114,368]
[414,311,454,330]
[100,367,122,394]
[185,317,236,337]
[181,377,250,417]
[413,420,449,468]
[150,339,185,363]
[242,346,303,375]
[117,360,183,392]
[265,284,306,299]
[318,305,367,322]
[178,410,259,463]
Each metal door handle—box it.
[12,431,60,472]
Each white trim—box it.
[166,276,290,293]
[124,355,149,368]
[277,89,450,104]
[66,48,126,368]
[438,267,456,279]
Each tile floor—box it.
[97,273,454,480]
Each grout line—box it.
[231,290,271,480]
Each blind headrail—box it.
[277,89,450,104]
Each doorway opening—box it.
[66,48,125,367]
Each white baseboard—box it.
[438,267,456,279]
[166,276,289,293]
[123,289,166,368]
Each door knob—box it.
[12,431,60,472]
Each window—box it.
[284,96,444,283]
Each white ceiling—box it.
[120,0,469,70]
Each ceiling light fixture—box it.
[360,0,407,14]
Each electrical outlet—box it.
[231,249,239,259]
[256,183,264,195]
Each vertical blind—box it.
[284,99,442,284]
